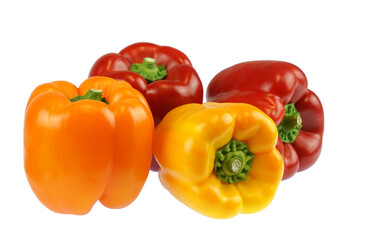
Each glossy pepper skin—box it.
[24,76,154,215]
[89,42,203,171]
[154,102,283,219]
[207,61,324,180]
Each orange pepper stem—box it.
[70,89,108,104]
[214,139,254,184]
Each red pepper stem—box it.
[280,115,302,131]
[129,57,168,83]
[143,57,157,69]
[278,103,302,143]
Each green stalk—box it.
[278,103,302,143]
[70,89,108,104]
[214,139,254,184]
[129,57,167,83]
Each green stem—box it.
[278,103,302,143]
[69,89,108,104]
[129,57,167,83]
[214,139,254,184]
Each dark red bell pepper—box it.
[207,61,324,180]
[89,42,203,171]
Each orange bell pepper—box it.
[24,76,154,215]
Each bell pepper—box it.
[153,102,283,219]
[89,42,203,171]
[24,76,154,215]
[207,61,324,180]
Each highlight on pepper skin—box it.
[153,102,284,219]
[24,76,154,215]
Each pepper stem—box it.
[277,103,302,143]
[214,139,254,184]
[143,57,157,69]
[229,158,242,173]
[129,57,167,83]
[69,89,108,104]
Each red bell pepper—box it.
[207,61,324,180]
[89,42,203,170]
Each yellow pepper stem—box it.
[214,139,254,184]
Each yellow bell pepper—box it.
[153,102,284,219]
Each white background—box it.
[1,0,364,239]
